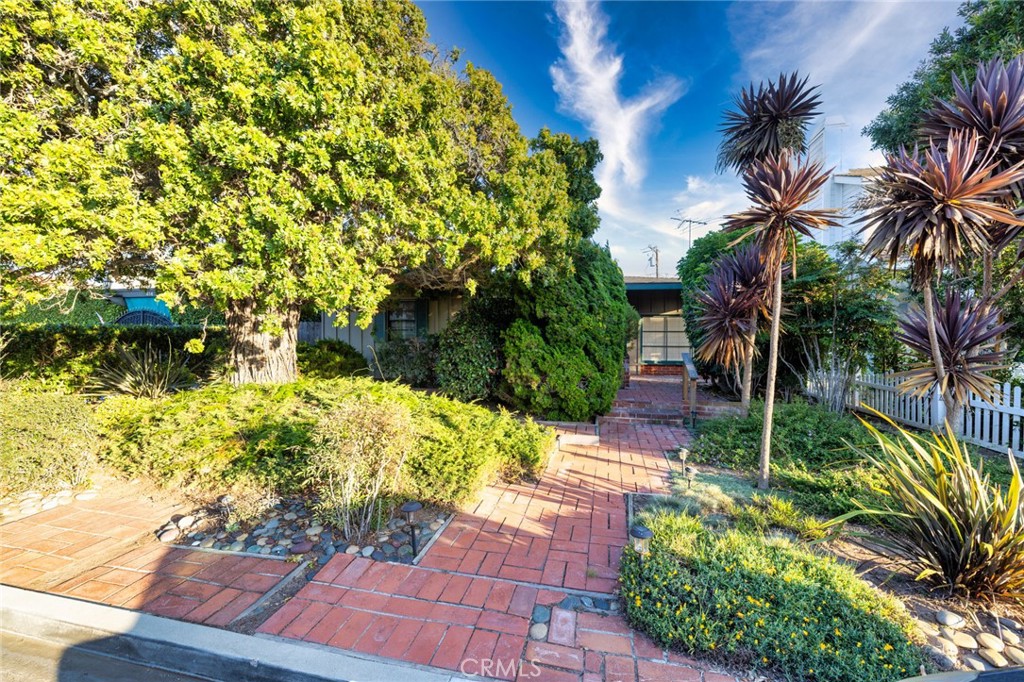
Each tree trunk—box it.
[740,311,756,417]
[757,266,783,490]
[225,299,300,385]
[921,280,957,430]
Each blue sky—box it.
[417,1,963,276]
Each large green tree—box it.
[864,0,1024,153]
[1,0,573,384]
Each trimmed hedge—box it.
[296,339,369,379]
[99,377,554,510]
[435,307,501,402]
[621,510,922,682]
[0,384,98,496]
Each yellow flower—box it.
[883,643,894,652]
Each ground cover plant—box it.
[0,383,98,496]
[99,377,555,522]
[621,509,923,682]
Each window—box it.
[386,300,417,339]
[640,315,689,363]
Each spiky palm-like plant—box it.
[724,152,838,489]
[922,56,1024,298]
[896,291,1012,412]
[695,244,769,412]
[717,73,822,173]
[858,130,1024,420]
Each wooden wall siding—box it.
[320,310,377,359]
[627,290,682,316]
[428,296,463,335]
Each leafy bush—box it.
[693,400,873,470]
[99,378,554,511]
[500,241,637,421]
[297,339,368,379]
[832,419,1024,600]
[2,323,225,388]
[87,343,196,398]
[0,385,98,496]
[373,336,436,387]
[435,308,501,401]
[307,399,413,537]
[621,510,922,682]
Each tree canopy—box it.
[1,0,576,382]
[864,0,1024,153]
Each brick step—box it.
[537,421,600,446]
[611,400,681,410]
[597,415,689,427]
[607,408,685,419]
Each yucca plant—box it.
[86,342,196,399]
[829,415,1024,601]
[896,291,1012,414]
[724,151,838,489]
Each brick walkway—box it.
[1,377,750,681]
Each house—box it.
[315,295,463,360]
[624,277,689,374]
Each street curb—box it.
[1,585,474,682]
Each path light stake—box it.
[629,525,653,563]
[684,466,697,489]
[401,500,423,556]
[678,447,689,466]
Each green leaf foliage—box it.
[296,339,368,379]
[621,510,922,682]
[864,0,1024,153]
[0,384,98,496]
[435,304,501,402]
[98,377,554,509]
[500,241,638,421]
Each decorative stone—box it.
[1005,646,1024,665]
[559,595,583,611]
[998,617,1022,631]
[306,525,324,536]
[245,545,260,554]
[429,521,443,531]
[381,544,396,556]
[284,512,297,521]
[371,550,385,561]
[951,632,979,650]
[271,546,288,557]
[228,541,245,552]
[397,544,414,557]
[41,500,58,511]
[962,654,988,672]
[979,648,1008,668]
[1002,629,1021,646]
[532,605,551,624]
[259,546,272,555]
[581,597,594,609]
[158,529,178,543]
[529,623,548,640]
[235,533,248,542]
[924,645,956,670]
[929,636,958,658]
[290,541,313,554]
[360,546,374,557]
[594,599,611,611]
[917,621,940,638]
[264,518,279,531]
[345,545,360,555]
[200,537,216,549]
[978,632,1005,652]
[177,515,196,529]
[936,610,965,629]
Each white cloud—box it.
[550,1,686,218]
[728,1,962,170]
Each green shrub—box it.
[621,510,922,682]
[499,241,637,421]
[307,398,413,537]
[435,308,501,401]
[373,336,436,387]
[2,323,225,388]
[99,377,554,510]
[0,385,98,496]
[297,339,368,379]
[831,419,1024,600]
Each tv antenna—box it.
[643,245,661,278]
[671,216,708,252]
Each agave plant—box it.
[724,151,838,488]
[829,415,1024,601]
[896,291,1012,411]
[717,72,822,173]
[87,342,195,399]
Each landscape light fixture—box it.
[684,466,697,489]
[401,500,423,556]
[629,524,653,558]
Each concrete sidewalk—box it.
[1,584,472,682]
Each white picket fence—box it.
[829,372,1024,458]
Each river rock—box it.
[924,645,956,670]
[360,546,374,557]
[936,610,965,629]
[345,545,360,555]
[951,632,979,650]
[978,632,1005,652]
[962,654,989,672]
[1005,646,1024,665]
[979,648,1008,668]
[290,541,313,554]
[176,515,196,529]
[158,528,178,543]
[228,541,245,552]
[1002,629,1021,646]
[529,623,548,640]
